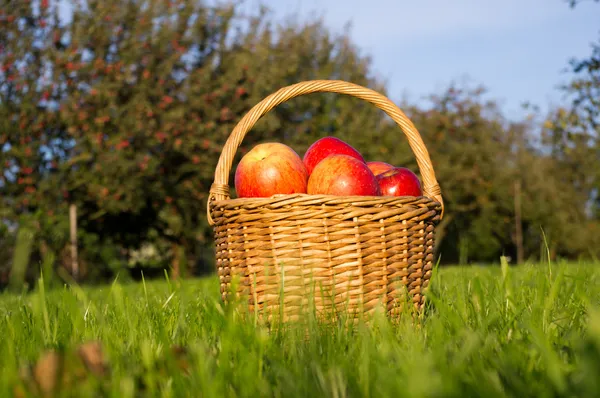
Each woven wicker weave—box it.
[207,80,444,322]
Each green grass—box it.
[1,261,599,397]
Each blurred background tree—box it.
[0,0,598,289]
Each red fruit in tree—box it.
[376,167,423,197]
[303,137,365,175]
[307,154,380,196]
[234,142,308,198]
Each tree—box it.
[0,0,396,284]
[560,0,600,217]
[537,0,600,256]
[398,84,523,263]
[0,0,74,287]
[2,0,599,289]
[525,0,600,260]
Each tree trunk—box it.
[171,242,180,279]
[514,180,524,264]
[69,203,79,281]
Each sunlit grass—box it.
[1,261,599,397]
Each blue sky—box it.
[237,0,600,121]
[57,0,599,121]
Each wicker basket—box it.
[207,80,444,322]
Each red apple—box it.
[307,154,381,196]
[367,161,394,176]
[234,142,308,197]
[303,137,365,175]
[376,167,423,197]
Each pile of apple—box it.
[234,137,422,198]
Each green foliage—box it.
[402,85,518,262]
[1,0,599,285]
[1,0,396,283]
[0,262,599,396]
[396,83,598,263]
[537,0,600,259]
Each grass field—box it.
[1,261,599,397]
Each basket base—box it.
[210,193,441,322]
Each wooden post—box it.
[171,242,180,279]
[69,203,79,280]
[514,180,524,265]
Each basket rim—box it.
[209,192,442,207]
[208,193,443,224]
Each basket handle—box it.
[207,79,444,225]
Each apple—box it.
[234,142,308,197]
[376,167,423,197]
[307,154,381,196]
[367,161,394,176]
[303,137,365,175]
